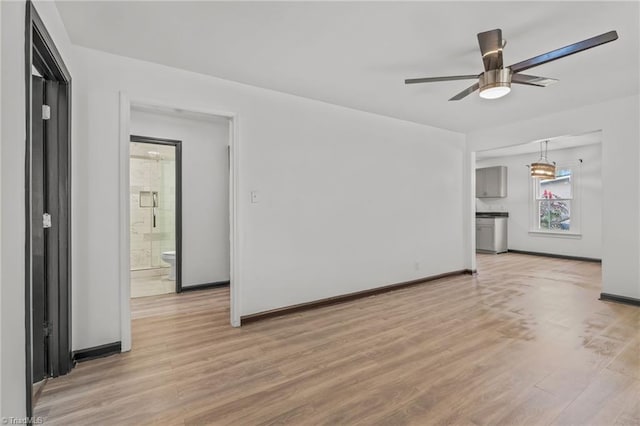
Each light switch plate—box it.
[251,191,259,203]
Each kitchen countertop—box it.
[476,212,509,218]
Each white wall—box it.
[0,0,76,418]
[466,95,640,300]
[130,109,231,286]
[1,2,27,417]
[0,0,3,416]
[476,143,602,259]
[71,45,466,349]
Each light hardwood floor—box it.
[35,253,639,425]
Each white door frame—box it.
[118,93,241,352]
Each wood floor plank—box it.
[34,253,639,425]
[550,368,636,426]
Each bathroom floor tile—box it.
[131,274,176,298]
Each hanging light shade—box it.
[530,140,556,179]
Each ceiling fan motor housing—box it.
[479,69,512,92]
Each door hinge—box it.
[43,321,53,337]
[42,105,51,120]
[43,213,52,228]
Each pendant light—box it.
[530,140,556,179]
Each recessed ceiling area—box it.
[55,1,639,132]
[475,130,602,160]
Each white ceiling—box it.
[130,141,176,160]
[475,130,601,160]
[55,1,639,132]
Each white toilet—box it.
[161,251,176,280]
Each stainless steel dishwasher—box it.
[476,213,508,253]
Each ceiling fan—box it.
[405,29,618,101]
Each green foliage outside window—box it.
[539,199,570,230]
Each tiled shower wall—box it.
[130,153,176,270]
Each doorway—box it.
[472,131,603,269]
[129,136,182,297]
[25,2,73,417]
[119,99,239,351]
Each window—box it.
[533,167,574,232]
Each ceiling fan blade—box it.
[405,75,478,84]
[511,73,559,87]
[509,30,618,74]
[449,82,480,101]
[477,29,504,71]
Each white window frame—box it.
[529,162,582,237]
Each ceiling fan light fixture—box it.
[479,85,511,99]
[478,68,512,100]
[405,29,618,101]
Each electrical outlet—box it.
[414,261,421,271]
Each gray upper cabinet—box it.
[476,166,507,198]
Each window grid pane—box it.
[538,199,571,231]
[536,172,572,200]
